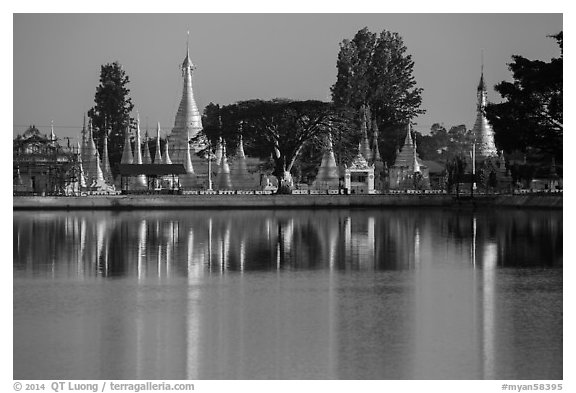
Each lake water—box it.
[13,208,562,380]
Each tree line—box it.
[86,28,562,189]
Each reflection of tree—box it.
[442,209,562,268]
[13,209,562,278]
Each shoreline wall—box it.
[13,194,562,210]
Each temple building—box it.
[13,125,77,195]
[388,124,430,190]
[344,144,375,194]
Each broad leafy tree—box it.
[88,61,135,174]
[331,27,425,163]
[416,124,473,163]
[201,99,356,193]
[485,32,562,166]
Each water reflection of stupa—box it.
[14,210,562,379]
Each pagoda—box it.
[388,124,429,189]
[121,125,134,164]
[154,122,163,164]
[313,133,340,190]
[132,114,148,189]
[230,132,256,190]
[472,67,497,160]
[163,138,172,164]
[101,124,114,186]
[169,33,202,181]
[371,120,386,190]
[215,143,233,190]
[142,128,153,165]
[81,120,108,189]
[77,142,87,189]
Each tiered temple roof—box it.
[392,124,426,172]
[350,144,370,169]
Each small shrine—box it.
[344,144,374,194]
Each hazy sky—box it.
[13,13,562,142]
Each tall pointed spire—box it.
[49,120,56,142]
[93,142,107,188]
[216,142,232,190]
[473,58,497,159]
[371,119,381,162]
[392,123,424,172]
[121,125,134,164]
[163,138,172,165]
[184,134,194,174]
[170,32,203,165]
[154,122,163,164]
[478,50,485,92]
[413,136,421,173]
[237,132,246,159]
[215,136,223,166]
[81,119,99,185]
[404,123,413,146]
[134,112,143,165]
[101,123,114,184]
[314,132,340,189]
[77,142,87,189]
[81,114,87,145]
[132,112,148,189]
[230,123,254,190]
[142,127,152,165]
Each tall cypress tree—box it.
[88,61,135,175]
[331,27,425,164]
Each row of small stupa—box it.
[118,113,256,190]
[314,104,388,189]
[76,116,115,191]
[79,33,497,192]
